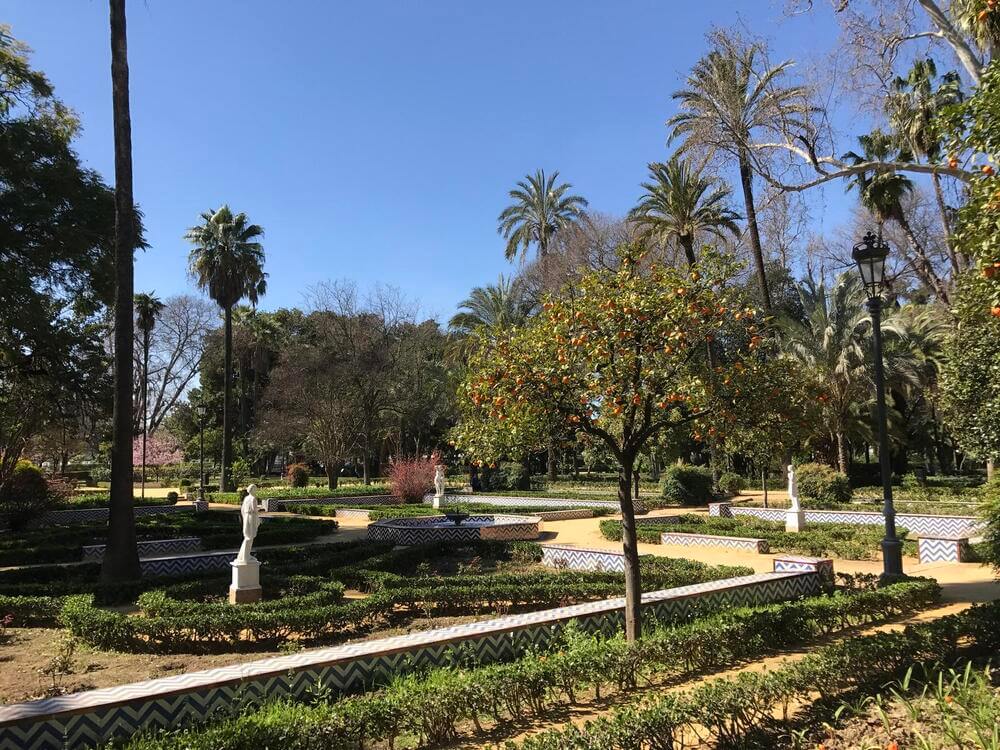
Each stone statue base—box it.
[228,558,262,604]
[432,493,443,509]
[785,508,806,533]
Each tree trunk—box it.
[140,328,149,500]
[896,213,950,304]
[618,456,642,642]
[932,172,961,274]
[221,305,234,492]
[102,0,140,583]
[836,430,849,474]
[738,152,772,313]
[679,235,697,267]
[547,443,557,482]
[325,461,342,490]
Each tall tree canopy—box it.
[497,169,588,262]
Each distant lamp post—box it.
[196,402,208,502]
[851,230,903,581]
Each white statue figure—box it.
[787,465,800,512]
[235,483,261,564]
[433,464,446,508]
[785,466,805,533]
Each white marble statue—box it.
[235,483,261,565]
[787,466,800,511]
[785,466,805,532]
[434,465,446,497]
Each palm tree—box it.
[779,274,874,472]
[134,292,164,500]
[186,206,266,492]
[842,130,950,303]
[669,33,811,312]
[887,58,964,271]
[497,169,588,262]
[102,0,141,583]
[629,156,741,267]
[448,275,535,337]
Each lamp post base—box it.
[879,536,904,584]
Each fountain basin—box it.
[367,514,542,545]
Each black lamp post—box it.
[851,230,904,581]
[196,402,208,502]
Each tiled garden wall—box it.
[81,537,201,561]
[709,502,984,537]
[0,570,823,750]
[33,504,195,527]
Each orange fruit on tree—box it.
[991,306,1000,317]
[983,164,995,176]
[948,156,959,168]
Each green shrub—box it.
[659,465,713,505]
[716,472,745,497]
[0,460,55,530]
[796,462,852,506]
[166,491,179,504]
[286,463,310,488]
[484,462,531,491]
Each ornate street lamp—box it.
[851,230,903,581]
[196,402,208,502]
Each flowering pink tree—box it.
[132,432,181,481]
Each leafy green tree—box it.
[939,271,1000,465]
[134,292,164,499]
[186,206,267,491]
[497,169,588,262]
[0,27,117,494]
[449,275,535,335]
[629,156,741,267]
[669,31,811,312]
[454,244,789,641]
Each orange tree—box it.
[453,244,801,640]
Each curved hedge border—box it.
[58,556,753,652]
[601,515,918,560]
[117,580,941,750]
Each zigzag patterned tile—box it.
[35,505,193,528]
[660,531,769,553]
[541,545,626,572]
[917,537,970,563]
[82,537,202,561]
[139,551,233,577]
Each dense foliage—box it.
[658,464,714,505]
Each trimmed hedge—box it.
[208,486,392,505]
[59,553,752,652]
[513,598,999,750]
[117,580,941,750]
[600,514,916,560]
[796,462,853,506]
[659,465,713,505]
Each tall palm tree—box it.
[842,130,951,303]
[134,292,164,500]
[102,0,141,583]
[887,57,964,271]
[779,274,874,473]
[629,156,741,267]
[448,275,535,337]
[497,169,588,262]
[186,206,266,492]
[669,33,811,312]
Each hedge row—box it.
[208,486,392,505]
[513,599,1000,750]
[119,580,941,750]
[59,557,753,652]
[285,503,607,520]
[600,514,918,560]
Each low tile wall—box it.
[34,504,193,527]
[917,536,971,563]
[660,530,769,553]
[772,555,834,581]
[139,550,233,577]
[0,570,823,750]
[541,544,625,572]
[426,494,645,514]
[338,508,594,522]
[368,514,541,545]
[710,501,984,537]
[81,537,201,562]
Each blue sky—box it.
[7,1,855,322]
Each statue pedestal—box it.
[229,558,262,604]
[432,494,443,509]
[785,507,806,533]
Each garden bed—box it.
[0,511,337,567]
[600,514,918,559]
